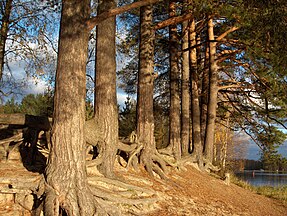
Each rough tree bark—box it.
[0,0,12,81]
[44,1,99,215]
[189,16,204,168]
[204,17,218,165]
[180,2,190,157]
[220,109,231,173]
[169,0,181,160]
[200,43,209,146]
[94,0,118,178]
[137,5,166,178]
[137,4,155,167]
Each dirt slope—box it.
[141,165,287,216]
[0,160,286,215]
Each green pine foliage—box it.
[1,97,21,114]
[119,96,136,138]
[19,93,53,116]
[1,93,53,116]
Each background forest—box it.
[0,0,287,215]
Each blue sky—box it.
[246,140,287,160]
[231,132,287,160]
[2,62,129,108]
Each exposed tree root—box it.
[118,140,169,179]
[158,145,173,156]
[93,197,121,215]
[126,144,143,169]
[0,170,159,215]
[86,156,103,167]
[118,142,137,152]
[0,132,23,160]
[90,186,157,205]
[138,150,168,180]
[44,176,122,216]
[118,132,171,179]
[88,176,159,215]
[155,151,179,168]
[88,176,156,195]
[203,161,221,172]
[157,146,221,173]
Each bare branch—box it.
[154,13,193,30]
[218,49,241,57]
[268,116,287,130]
[217,26,239,41]
[86,74,95,83]
[87,0,163,30]
[218,85,242,90]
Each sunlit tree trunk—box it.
[169,0,181,160]
[94,0,118,177]
[137,5,157,175]
[0,0,12,81]
[189,17,204,167]
[220,111,230,173]
[181,18,190,156]
[204,17,218,164]
[201,42,209,145]
[45,1,97,215]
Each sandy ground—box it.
[144,165,287,216]
[0,157,286,215]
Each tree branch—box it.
[154,13,193,30]
[217,26,239,41]
[218,85,243,90]
[223,94,264,150]
[87,0,162,30]
[218,49,242,57]
[268,116,287,130]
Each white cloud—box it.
[117,89,136,109]
[24,76,47,95]
[117,90,128,108]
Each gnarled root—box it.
[44,181,113,216]
[139,149,168,180]
[117,132,141,170]
[88,176,158,215]
[204,162,221,172]
[126,144,143,169]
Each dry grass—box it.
[230,173,287,203]
[256,186,287,202]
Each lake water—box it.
[236,171,287,187]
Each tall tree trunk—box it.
[200,43,209,145]
[189,17,203,167]
[204,17,218,164]
[94,0,118,177]
[45,1,97,215]
[181,0,191,157]
[137,5,155,164]
[137,5,166,178]
[0,0,12,81]
[220,108,231,173]
[169,0,181,160]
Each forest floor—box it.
[0,156,286,215]
[119,164,287,216]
